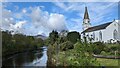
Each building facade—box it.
[81,7,120,43]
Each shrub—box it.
[92,42,105,54]
[49,30,59,44]
[60,41,74,51]
[110,46,118,51]
[67,31,80,44]
[100,51,107,56]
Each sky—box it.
[1,2,119,36]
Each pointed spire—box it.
[84,7,89,19]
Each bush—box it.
[49,30,59,44]
[92,42,105,54]
[67,31,80,44]
[100,51,108,56]
[60,41,74,51]
[110,46,118,51]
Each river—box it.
[2,46,48,68]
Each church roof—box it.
[84,7,89,19]
[82,22,112,33]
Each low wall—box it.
[93,54,120,59]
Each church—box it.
[81,7,120,43]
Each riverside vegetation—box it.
[2,30,44,59]
[47,30,119,66]
[2,30,119,66]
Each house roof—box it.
[81,22,112,33]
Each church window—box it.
[96,38,98,41]
[93,32,95,40]
[113,29,117,40]
[99,31,102,41]
[114,24,116,26]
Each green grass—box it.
[96,58,119,66]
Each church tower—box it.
[82,7,91,30]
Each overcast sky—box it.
[1,2,118,36]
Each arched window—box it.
[113,29,117,40]
[99,31,102,41]
[93,32,95,40]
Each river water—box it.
[2,46,48,68]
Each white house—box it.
[81,7,120,43]
[59,30,68,37]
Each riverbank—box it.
[2,47,44,62]
[96,58,118,66]
[2,46,48,67]
[47,49,119,66]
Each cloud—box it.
[30,7,67,32]
[1,0,119,2]
[29,6,49,28]
[22,8,27,13]
[1,2,117,36]
[9,21,26,34]
[1,9,26,34]
[67,18,82,32]
[69,0,119,2]
[0,3,2,27]
[1,8,14,30]
[53,2,118,31]
[1,4,29,34]
[1,5,67,36]
[28,6,67,35]
[48,13,67,31]
[11,21,26,29]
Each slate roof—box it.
[81,22,112,33]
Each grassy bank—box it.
[96,58,118,66]
[47,42,120,66]
[51,50,119,66]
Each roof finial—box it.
[114,18,115,21]
[112,19,115,22]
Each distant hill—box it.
[34,35,47,40]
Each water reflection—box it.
[2,46,48,67]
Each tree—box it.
[2,30,44,57]
[67,31,80,44]
[60,41,74,51]
[49,30,59,44]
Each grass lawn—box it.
[97,58,119,66]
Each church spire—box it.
[84,7,89,19]
[82,6,91,30]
